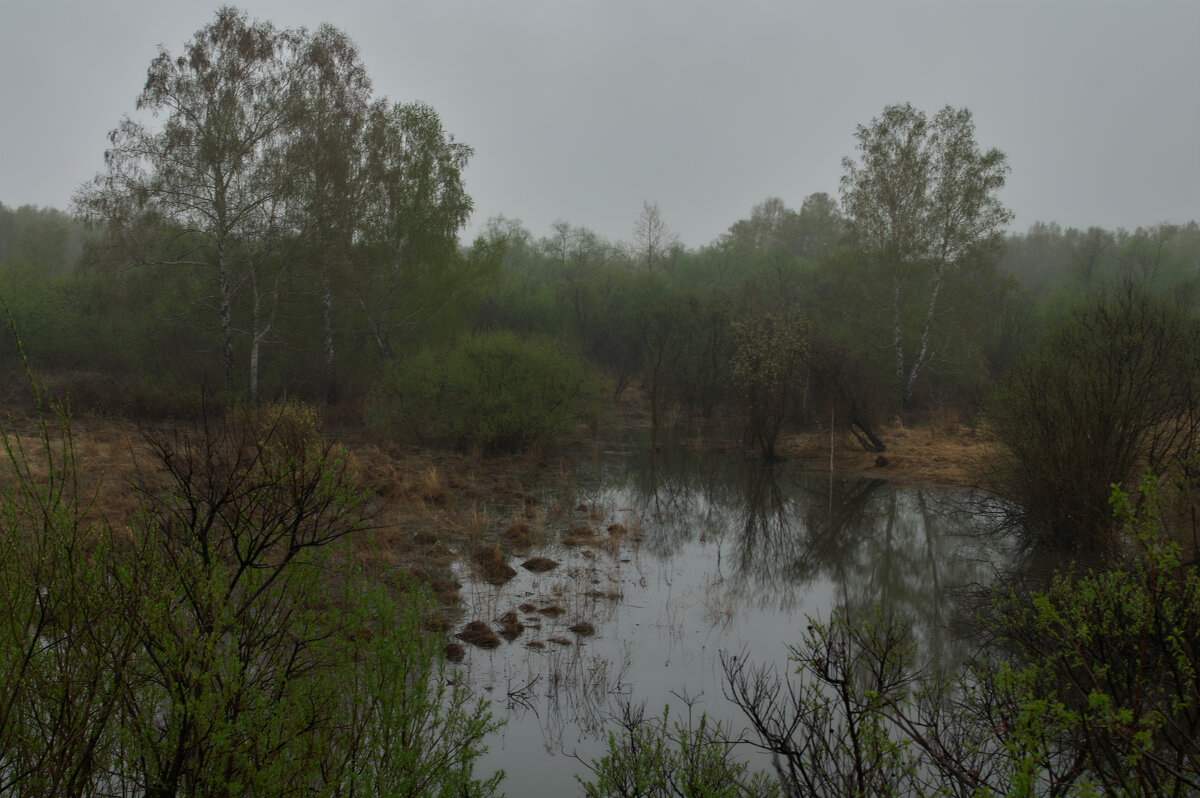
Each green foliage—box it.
[731,311,810,460]
[0,354,126,796]
[724,194,845,267]
[984,284,1200,547]
[579,704,780,798]
[717,472,1200,797]
[999,222,1200,335]
[475,271,564,336]
[225,396,323,456]
[72,10,483,404]
[840,103,1013,408]
[0,387,503,796]
[367,331,601,454]
[337,579,504,797]
[983,473,1200,795]
[0,202,89,275]
[564,267,645,398]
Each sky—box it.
[2,0,1198,249]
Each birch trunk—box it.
[892,275,905,392]
[322,265,338,404]
[902,264,944,405]
[218,241,235,397]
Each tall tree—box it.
[726,194,844,263]
[727,196,798,255]
[795,191,845,260]
[541,220,610,279]
[630,200,680,273]
[840,103,1012,407]
[354,101,476,361]
[76,9,479,403]
[76,7,301,399]
[286,23,373,403]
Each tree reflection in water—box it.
[580,442,1010,666]
[469,440,1013,796]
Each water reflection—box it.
[579,447,1009,658]
[467,443,1014,794]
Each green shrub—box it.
[983,284,1200,548]
[0,388,504,796]
[718,472,1200,796]
[579,704,780,798]
[367,331,601,454]
[731,310,810,460]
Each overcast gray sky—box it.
[2,0,1197,248]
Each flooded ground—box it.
[451,440,1015,795]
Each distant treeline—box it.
[1,199,1197,427]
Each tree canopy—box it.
[840,103,1013,407]
[75,7,477,404]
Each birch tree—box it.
[286,24,373,403]
[75,7,300,399]
[840,103,1012,407]
[355,101,475,361]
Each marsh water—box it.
[454,438,1016,795]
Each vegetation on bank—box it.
[0,386,502,796]
[364,331,602,455]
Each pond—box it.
[451,438,1016,795]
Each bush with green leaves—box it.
[0,389,503,796]
[984,283,1200,548]
[981,472,1200,795]
[579,703,780,798]
[731,310,810,460]
[367,330,601,454]
[714,470,1200,797]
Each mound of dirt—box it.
[456,620,500,649]
[568,621,596,637]
[473,544,517,584]
[497,610,525,641]
[521,556,559,573]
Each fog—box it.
[3,0,1198,246]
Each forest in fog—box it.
[2,153,1198,439]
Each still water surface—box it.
[455,441,1014,795]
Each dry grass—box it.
[418,466,449,505]
[472,541,517,585]
[521,556,558,573]
[0,395,1000,654]
[778,421,998,488]
[456,620,501,649]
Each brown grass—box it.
[521,556,559,573]
[472,541,517,585]
[456,620,500,649]
[418,466,449,505]
[778,421,998,488]
[496,610,525,641]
